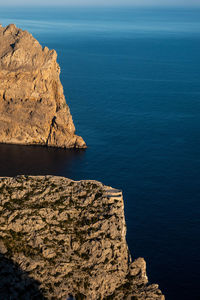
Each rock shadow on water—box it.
[0,143,85,177]
[0,253,45,299]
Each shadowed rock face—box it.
[0,254,45,300]
[0,24,86,149]
[0,175,164,299]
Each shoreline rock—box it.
[0,24,86,149]
[0,175,164,299]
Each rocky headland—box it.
[0,175,164,299]
[0,24,86,148]
[0,23,164,300]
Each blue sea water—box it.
[0,6,200,299]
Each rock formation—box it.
[0,24,86,148]
[0,175,164,299]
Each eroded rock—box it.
[0,24,86,148]
[0,176,164,299]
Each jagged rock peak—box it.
[0,24,86,148]
[0,175,164,299]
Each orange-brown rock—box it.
[0,24,86,148]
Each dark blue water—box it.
[1,6,200,299]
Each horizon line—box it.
[1,4,200,7]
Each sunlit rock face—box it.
[0,24,86,148]
[0,175,164,299]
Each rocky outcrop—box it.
[0,175,164,299]
[0,24,86,148]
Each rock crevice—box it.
[46,115,57,145]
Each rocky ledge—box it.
[0,24,86,148]
[0,175,164,299]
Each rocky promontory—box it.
[0,175,164,299]
[0,24,86,148]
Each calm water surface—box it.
[0,6,200,299]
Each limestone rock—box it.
[0,175,164,299]
[0,24,86,148]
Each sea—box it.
[0,6,200,300]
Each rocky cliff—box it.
[0,24,86,148]
[0,175,164,299]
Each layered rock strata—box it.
[0,24,86,148]
[0,175,164,299]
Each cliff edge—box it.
[0,175,164,299]
[0,24,86,148]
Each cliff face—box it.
[0,175,164,299]
[0,24,86,148]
